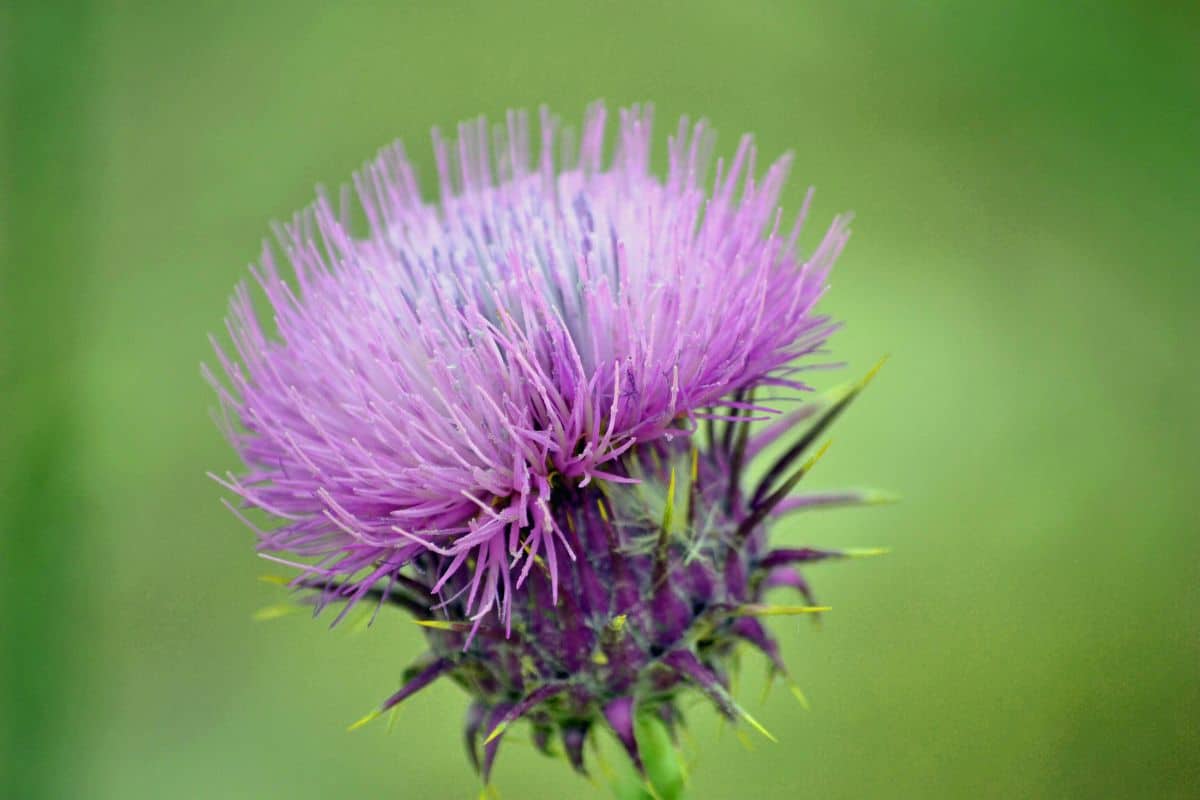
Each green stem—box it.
[609,714,688,800]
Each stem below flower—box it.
[609,713,688,800]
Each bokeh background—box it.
[3,2,1198,798]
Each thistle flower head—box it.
[208,102,885,788]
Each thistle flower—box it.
[207,102,888,794]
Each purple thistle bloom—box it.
[207,102,887,785]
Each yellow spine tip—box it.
[845,547,890,558]
[662,466,678,530]
[482,720,508,745]
[412,619,462,631]
[736,604,831,617]
[347,709,381,732]
[739,708,779,743]
[252,603,296,622]
[801,439,834,472]
[859,355,890,388]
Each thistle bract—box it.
[208,103,886,786]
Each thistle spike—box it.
[412,619,472,631]
[751,357,886,507]
[603,696,644,774]
[762,566,822,608]
[733,603,831,617]
[463,701,488,774]
[726,388,755,510]
[481,684,566,745]
[560,722,590,774]
[720,388,747,455]
[743,403,820,463]
[760,546,889,569]
[737,439,834,539]
[531,725,554,756]
[661,649,776,741]
[252,603,297,622]
[349,656,453,731]
[481,703,514,782]
[686,444,700,527]
[730,616,786,673]
[651,467,678,587]
[770,489,901,517]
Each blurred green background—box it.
[3,2,1197,798]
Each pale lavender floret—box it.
[206,103,849,628]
